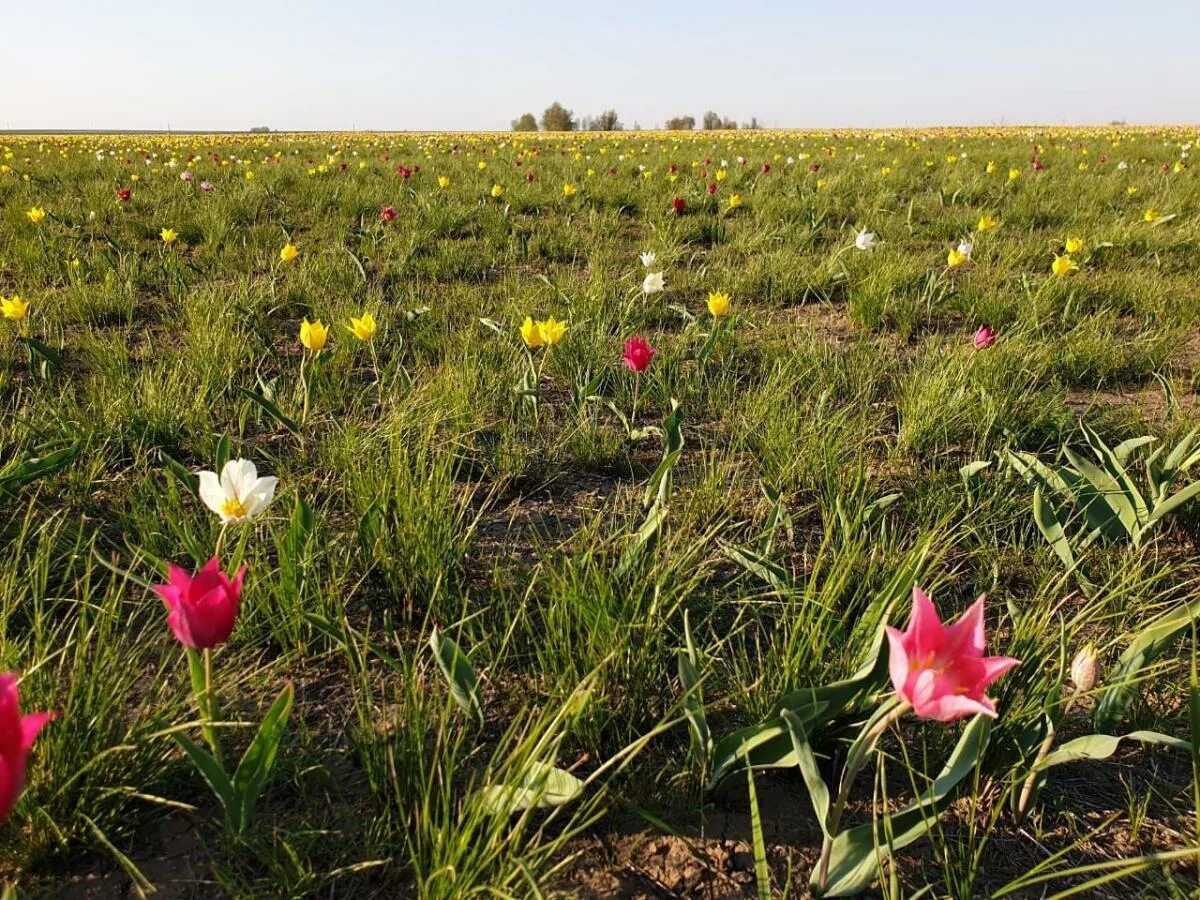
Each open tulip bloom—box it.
[198,458,278,526]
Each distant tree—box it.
[702,111,738,130]
[665,115,696,131]
[511,112,538,132]
[742,117,762,130]
[249,126,272,133]
[541,102,576,132]
[585,109,623,131]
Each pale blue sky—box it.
[4,1,1198,131]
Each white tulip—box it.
[642,272,665,295]
[855,230,878,251]
[640,251,657,268]
[198,458,278,523]
[957,240,974,258]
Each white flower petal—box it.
[242,477,278,518]
[222,458,259,501]
[197,471,227,518]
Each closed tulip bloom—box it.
[299,317,328,352]
[1143,208,1161,223]
[728,194,742,209]
[347,312,377,341]
[116,188,132,202]
[379,205,398,222]
[887,587,1019,722]
[707,291,731,317]
[152,557,245,650]
[279,243,299,263]
[622,336,656,373]
[0,674,55,824]
[671,197,686,214]
[562,183,578,197]
[25,207,46,224]
[1051,255,1079,277]
[642,272,666,295]
[1065,236,1084,254]
[160,228,179,245]
[491,184,504,198]
[197,458,278,524]
[1070,644,1100,693]
[1008,167,1021,181]
[976,214,999,232]
[973,325,997,349]
[639,251,657,268]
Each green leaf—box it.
[173,731,234,815]
[1096,593,1200,732]
[1145,479,1200,528]
[214,432,232,473]
[1036,730,1188,770]
[286,494,315,562]
[236,386,300,435]
[429,627,484,724]
[476,761,584,815]
[158,449,199,495]
[18,336,63,370]
[231,683,294,833]
[1080,421,1150,531]
[0,441,79,497]
[816,716,992,897]
[781,709,830,837]
[1032,485,1078,573]
[722,541,795,595]
[678,611,711,764]
[1063,444,1140,540]
[744,751,773,900]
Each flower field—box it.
[2,127,1200,897]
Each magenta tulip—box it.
[622,336,657,373]
[0,674,55,823]
[886,586,1018,722]
[153,557,245,650]
[973,325,997,350]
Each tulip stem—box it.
[630,376,640,431]
[187,648,225,769]
[1015,718,1056,823]
[299,351,311,426]
[815,700,911,893]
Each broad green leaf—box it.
[159,449,199,495]
[1063,445,1139,538]
[214,432,232,473]
[1037,729,1188,770]
[429,627,484,724]
[816,716,991,897]
[231,683,294,833]
[1081,421,1150,530]
[744,752,772,900]
[1113,435,1156,465]
[722,541,795,595]
[1032,484,1077,573]
[476,761,584,815]
[18,336,63,370]
[1145,479,1200,527]
[236,387,300,435]
[0,442,79,497]
[173,731,234,815]
[781,709,830,837]
[286,494,315,562]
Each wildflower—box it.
[1008,167,1021,182]
[299,317,328,352]
[976,214,998,232]
[670,197,686,214]
[116,188,132,202]
[491,184,504,198]
[181,170,194,182]
[715,168,727,182]
[886,586,1019,721]
[707,291,731,317]
[25,207,46,224]
[199,180,214,192]
[562,182,578,197]
[1,295,28,321]
[986,161,997,174]
[1051,255,1079,277]
[437,175,451,189]
[1065,236,1084,254]
[973,325,997,350]
[519,316,544,348]
[855,230,877,251]
[379,205,397,222]
[279,243,299,263]
[347,312,377,342]
[197,458,278,524]
[160,228,178,245]
[1070,644,1100,693]
[639,251,657,268]
[1126,185,1138,196]
[622,336,656,373]
[947,247,969,268]
[152,558,245,650]
[1143,208,1161,223]
[0,674,56,824]
[728,194,742,209]
[539,317,568,346]
[642,272,665,295]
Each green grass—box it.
[1,126,1200,897]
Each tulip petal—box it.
[197,471,226,517]
[20,711,55,752]
[909,586,944,658]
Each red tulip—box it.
[0,674,55,824]
[809,163,821,173]
[525,171,535,183]
[152,557,245,650]
[379,205,398,222]
[761,163,771,174]
[671,197,686,214]
[973,325,997,350]
[706,182,718,195]
[396,165,412,179]
[116,188,132,202]
[887,587,1018,722]
[622,336,656,373]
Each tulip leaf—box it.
[744,749,773,900]
[476,761,584,816]
[158,449,199,495]
[722,541,795,595]
[236,386,300,436]
[1031,485,1080,576]
[1036,730,1188,771]
[0,441,79,497]
[430,627,484,724]
[678,611,711,765]
[173,731,235,815]
[1095,592,1200,732]
[781,708,831,837]
[815,715,991,897]
[18,336,63,370]
[231,682,295,834]
[214,432,232,474]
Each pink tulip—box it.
[973,325,997,350]
[152,557,245,650]
[0,674,55,823]
[622,336,656,373]
[886,587,1018,721]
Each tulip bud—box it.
[1069,644,1100,693]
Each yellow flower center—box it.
[221,496,248,519]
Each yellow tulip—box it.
[300,317,329,352]
[491,184,504,198]
[707,291,731,317]
[946,248,969,268]
[160,227,178,245]
[25,206,46,224]
[562,183,578,197]
[1051,255,1079,277]
[728,194,742,209]
[347,312,377,341]
[280,243,298,263]
[519,316,544,348]
[985,161,997,174]
[1143,208,1160,223]
[1065,236,1084,254]
[437,175,451,189]
[976,214,999,232]
[1008,168,1021,182]
[1,295,28,321]
[537,316,568,346]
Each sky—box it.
[3,1,1199,131]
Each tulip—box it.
[1065,236,1084,254]
[639,251,657,268]
[437,175,451,189]
[1143,208,1161,223]
[562,183,578,197]
[642,272,665,295]
[537,316,568,347]
[973,325,997,350]
[347,312,378,342]
[976,214,998,232]
[622,336,656,373]
[25,207,46,224]
[1008,167,1021,181]
[160,228,178,245]
[670,197,686,214]
[181,170,194,182]
[152,557,245,650]
[116,188,132,202]
[299,317,328,352]
[728,194,742,209]
[199,180,214,193]
[1070,644,1100,693]
[947,247,969,268]
[197,458,278,524]
[490,184,504,198]
[707,291,731,318]
[0,674,55,824]
[1,295,28,321]
[379,205,398,222]
[279,243,299,263]
[519,316,544,348]
[855,230,877,251]
[1051,255,1079,277]
[886,586,1018,722]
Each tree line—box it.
[512,103,760,132]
